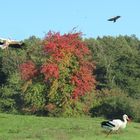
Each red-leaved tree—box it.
[20,31,96,116]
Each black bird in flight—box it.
[108,16,121,22]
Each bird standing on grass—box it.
[101,114,130,136]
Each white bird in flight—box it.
[0,38,24,49]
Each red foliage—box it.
[20,61,38,80]
[71,64,96,99]
[40,63,59,80]
[43,32,90,62]
[20,32,96,100]
[42,32,96,98]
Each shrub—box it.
[90,88,140,122]
[0,72,23,113]
[22,83,46,113]
[0,86,18,113]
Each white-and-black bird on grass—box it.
[108,16,121,22]
[101,114,130,137]
[0,38,24,49]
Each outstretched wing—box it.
[8,41,24,48]
[0,42,4,45]
[108,16,121,22]
[108,18,114,21]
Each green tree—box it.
[85,35,140,98]
[0,36,42,113]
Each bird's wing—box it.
[108,16,121,22]
[111,119,123,127]
[101,121,115,130]
[0,42,4,45]
[116,16,121,19]
[108,18,114,21]
[8,42,24,48]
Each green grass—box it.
[0,113,139,140]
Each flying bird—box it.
[101,114,130,136]
[108,16,121,22]
[0,38,24,49]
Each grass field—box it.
[0,113,139,140]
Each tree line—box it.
[0,33,140,121]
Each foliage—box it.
[0,50,7,86]
[0,72,22,113]
[90,89,140,121]
[20,32,96,116]
[22,83,46,113]
[20,61,38,81]
[41,63,59,80]
[1,33,140,120]
[0,86,16,112]
[0,36,42,113]
[0,48,25,113]
[85,35,140,99]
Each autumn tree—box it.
[20,32,96,116]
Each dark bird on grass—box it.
[0,38,24,49]
[101,114,130,137]
[108,16,121,22]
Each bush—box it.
[22,82,46,113]
[0,86,18,113]
[90,89,140,122]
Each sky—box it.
[0,0,140,40]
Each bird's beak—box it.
[127,117,131,122]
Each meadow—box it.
[0,113,139,140]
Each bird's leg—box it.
[106,130,112,137]
[116,129,121,134]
